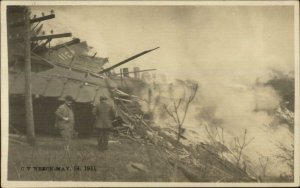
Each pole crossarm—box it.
[9,14,55,28]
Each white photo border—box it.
[1,1,299,187]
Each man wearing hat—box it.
[55,95,75,151]
[92,96,114,151]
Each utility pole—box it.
[24,7,35,145]
[8,6,71,145]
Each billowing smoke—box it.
[30,5,295,178]
[143,67,294,177]
[139,6,294,178]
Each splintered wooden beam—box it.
[113,69,157,76]
[9,14,55,28]
[51,38,80,50]
[9,32,72,43]
[31,33,72,41]
[98,47,160,74]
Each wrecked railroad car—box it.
[7,6,156,136]
[9,49,151,136]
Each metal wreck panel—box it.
[76,84,97,103]
[42,77,65,97]
[59,81,81,100]
[31,73,48,95]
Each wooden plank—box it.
[113,69,157,76]
[31,33,72,41]
[9,33,72,43]
[98,47,159,74]
[50,38,80,50]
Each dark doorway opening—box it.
[9,95,95,137]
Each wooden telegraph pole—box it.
[24,7,35,145]
[8,6,71,145]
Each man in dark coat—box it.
[55,95,75,151]
[92,96,114,151]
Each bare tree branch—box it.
[205,126,217,145]
[161,82,198,181]
[259,155,270,177]
[163,104,178,124]
[229,129,254,167]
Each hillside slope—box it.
[8,134,253,182]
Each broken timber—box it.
[98,47,159,74]
[112,69,157,76]
[9,33,72,43]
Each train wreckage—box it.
[8,6,161,136]
[7,6,255,182]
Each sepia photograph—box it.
[1,0,299,187]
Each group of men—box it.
[55,95,114,151]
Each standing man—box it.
[93,96,114,151]
[55,95,75,151]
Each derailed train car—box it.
[10,66,114,136]
[7,6,157,136]
[9,43,155,136]
[10,62,155,136]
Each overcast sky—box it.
[31,5,294,83]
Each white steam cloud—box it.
[30,5,295,177]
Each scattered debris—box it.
[108,140,121,144]
[126,162,148,173]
